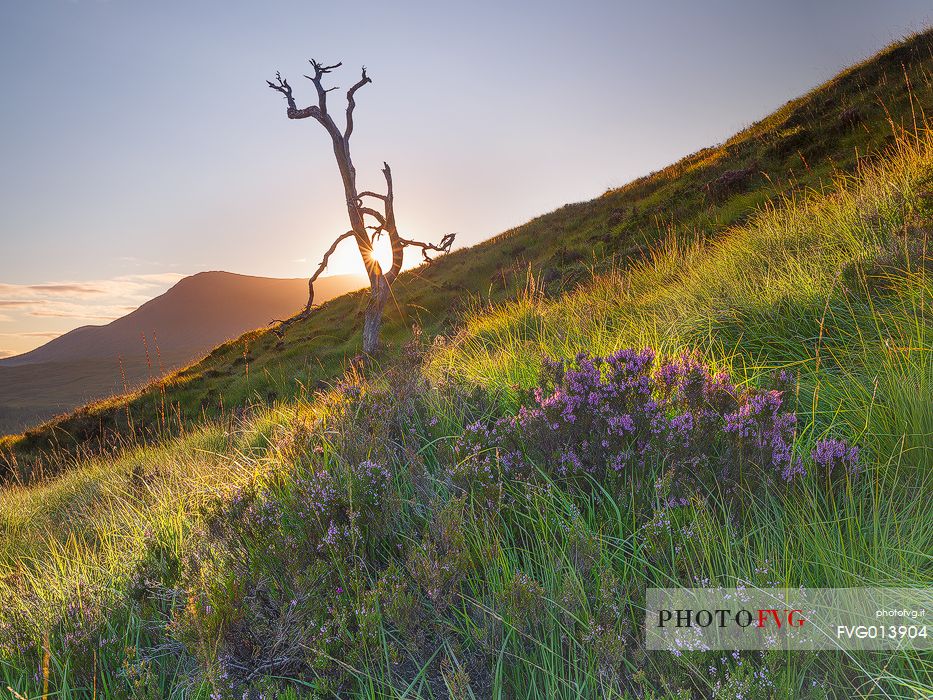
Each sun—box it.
[364,235,395,275]
[311,234,397,279]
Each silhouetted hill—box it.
[0,272,365,433]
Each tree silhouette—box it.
[267,60,455,354]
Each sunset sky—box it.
[1,0,930,357]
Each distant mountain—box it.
[0,271,365,433]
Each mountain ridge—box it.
[0,270,365,433]
[0,270,365,366]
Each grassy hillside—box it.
[430,134,933,471]
[4,30,933,476]
[0,32,931,700]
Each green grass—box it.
[1,31,932,700]
[429,131,932,468]
[6,29,933,474]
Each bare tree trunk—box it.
[362,276,390,354]
[267,61,454,354]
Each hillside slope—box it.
[4,30,933,470]
[0,32,931,700]
[0,272,364,435]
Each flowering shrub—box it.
[811,437,860,477]
[584,566,631,686]
[722,385,803,482]
[450,418,515,507]
[289,456,398,558]
[499,570,545,634]
[451,350,855,501]
[0,339,873,699]
[347,458,395,519]
[407,498,473,613]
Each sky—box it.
[0,0,930,357]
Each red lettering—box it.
[758,609,806,628]
[757,609,781,628]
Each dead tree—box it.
[267,60,455,354]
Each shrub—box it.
[811,437,860,478]
[407,498,472,613]
[450,349,817,504]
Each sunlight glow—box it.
[314,234,397,278]
[368,236,395,275]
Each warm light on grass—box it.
[3,30,933,696]
[1,129,930,698]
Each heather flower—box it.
[723,387,804,481]
[351,459,393,504]
[449,418,515,506]
[451,348,857,504]
[811,437,860,476]
[296,470,339,517]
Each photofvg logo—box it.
[657,606,806,631]
[645,587,931,652]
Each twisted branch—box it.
[357,190,386,201]
[359,206,386,226]
[363,161,457,282]
[344,67,371,141]
[306,59,342,114]
[270,230,355,336]
[266,72,296,110]
[398,232,457,262]
[267,70,322,121]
